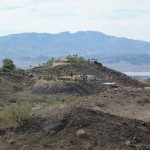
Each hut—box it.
[85,75,96,81]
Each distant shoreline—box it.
[123,72,150,76]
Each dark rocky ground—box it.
[1,105,150,150]
[32,80,109,95]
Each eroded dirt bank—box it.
[0,105,150,150]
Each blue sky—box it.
[0,0,150,41]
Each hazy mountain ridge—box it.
[0,31,150,71]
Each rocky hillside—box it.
[1,105,150,150]
[0,60,148,97]
[0,72,35,105]
[32,61,147,86]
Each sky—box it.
[0,0,150,41]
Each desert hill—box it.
[0,60,147,104]
[31,61,147,95]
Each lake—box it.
[123,72,150,76]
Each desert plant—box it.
[48,57,55,63]
[42,94,78,107]
[43,96,60,106]
[14,68,27,76]
[0,106,17,126]
[92,98,105,107]
[15,102,32,124]
[136,97,150,106]
[2,58,16,72]
[0,102,32,128]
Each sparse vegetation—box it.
[66,54,86,63]
[42,94,78,107]
[42,96,61,107]
[14,68,27,76]
[92,98,105,107]
[0,102,32,128]
[37,75,52,80]
[136,97,150,106]
[48,57,55,63]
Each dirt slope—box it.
[0,105,150,150]
[0,73,24,104]
[79,87,150,122]
[0,72,35,106]
[32,80,108,95]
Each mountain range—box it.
[0,31,150,71]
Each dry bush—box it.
[42,94,78,107]
[136,97,150,106]
[92,98,105,107]
[0,102,32,128]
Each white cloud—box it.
[0,0,150,41]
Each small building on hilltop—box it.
[73,75,84,81]
[85,75,96,81]
[57,58,69,63]
[52,58,70,67]
[73,74,96,81]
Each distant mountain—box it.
[85,53,150,72]
[0,31,150,71]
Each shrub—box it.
[43,96,60,106]
[14,69,27,76]
[136,97,150,106]
[0,102,32,128]
[15,102,32,124]
[2,58,16,72]
[0,106,17,126]
[92,98,105,107]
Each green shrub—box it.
[38,76,42,80]
[15,102,32,124]
[92,98,105,107]
[0,102,32,128]
[14,69,27,76]
[8,99,17,103]
[2,58,16,72]
[0,106,17,126]
[43,96,60,106]
[42,95,79,108]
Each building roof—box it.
[57,58,69,62]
